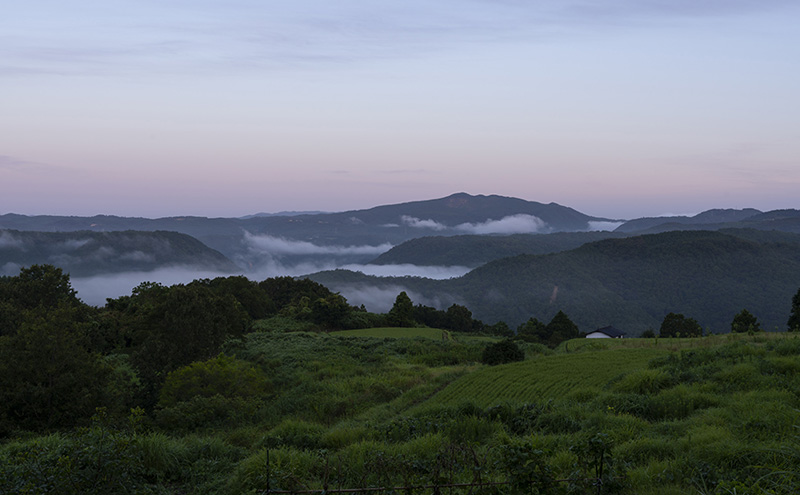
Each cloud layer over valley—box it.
[401,214,550,234]
[244,232,393,256]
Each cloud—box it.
[119,250,156,262]
[0,231,25,249]
[455,214,547,234]
[59,238,91,250]
[70,266,234,307]
[5,0,797,78]
[68,261,466,308]
[0,155,63,174]
[244,232,393,256]
[339,263,470,280]
[401,214,549,234]
[1,262,22,276]
[331,284,452,313]
[401,216,448,231]
[587,221,625,231]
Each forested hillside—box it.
[0,229,238,276]
[2,264,800,494]
[370,231,626,267]
[313,230,800,334]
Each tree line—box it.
[2,264,800,434]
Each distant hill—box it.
[613,208,800,235]
[0,193,614,269]
[3,197,798,274]
[0,230,239,277]
[614,208,761,233]
[310,230,800,335]
[370,231,627,267]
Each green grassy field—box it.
[6,329,800,494]
[420,347,668,408]
[330,327,451,339]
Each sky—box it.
[2,0,799,220]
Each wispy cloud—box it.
[70,266,233,306]
[401,214,549,234]
[340,263,470,280]
[6,1,794,77]
[587,221,624,232]
[400,216,448,231]
[456,214,548,234]
[331,284,452,313]
[0,231,24,249]
[244,232,393,256]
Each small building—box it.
[586,326,626,339]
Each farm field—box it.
[420,347,668,408]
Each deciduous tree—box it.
[731,309,761,333]
[788,288,800,332]
[659,312,702,337]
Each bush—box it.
[612,369,673,395]
[482,339,524,365]
[158,354,272,408]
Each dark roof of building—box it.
[589,326,626,338]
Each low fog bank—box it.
[71,266,235,306]
[400,214,549,234]
[69,261,471,308]
[338,263,470,279]
[332,284,458,314]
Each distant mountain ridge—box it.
[2,196,798,273]
[0,229,238,277]
[0,193,614,268]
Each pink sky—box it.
[2,1,799,219]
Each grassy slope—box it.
[5,332,800,494]
[421,346,666,408]
[331,327,450,340]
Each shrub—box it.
[156,395,267,431]
[482,339,524,365]
[158,354,272,408]
[261,419,327,450]
[612,368,673,395]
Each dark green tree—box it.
[659,312,702,338]
[788,288,800,332]
[517,317,547,342]
[126,284,249,405]
[191,276,275,319]
[387,291,415,327]
[482,339,525,366]
[259,276,333,312]
[489,320,514,338]
[1,265,90,337]
[0,305,109,430]
[413,304,448,329]
[731,309,762,333]
[9,264,81,310]
[445,303,474,332]
[310,293,351,329]
[545,311,580,347]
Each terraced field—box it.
[421,347,669,407]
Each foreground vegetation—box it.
[2,265,800,494]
